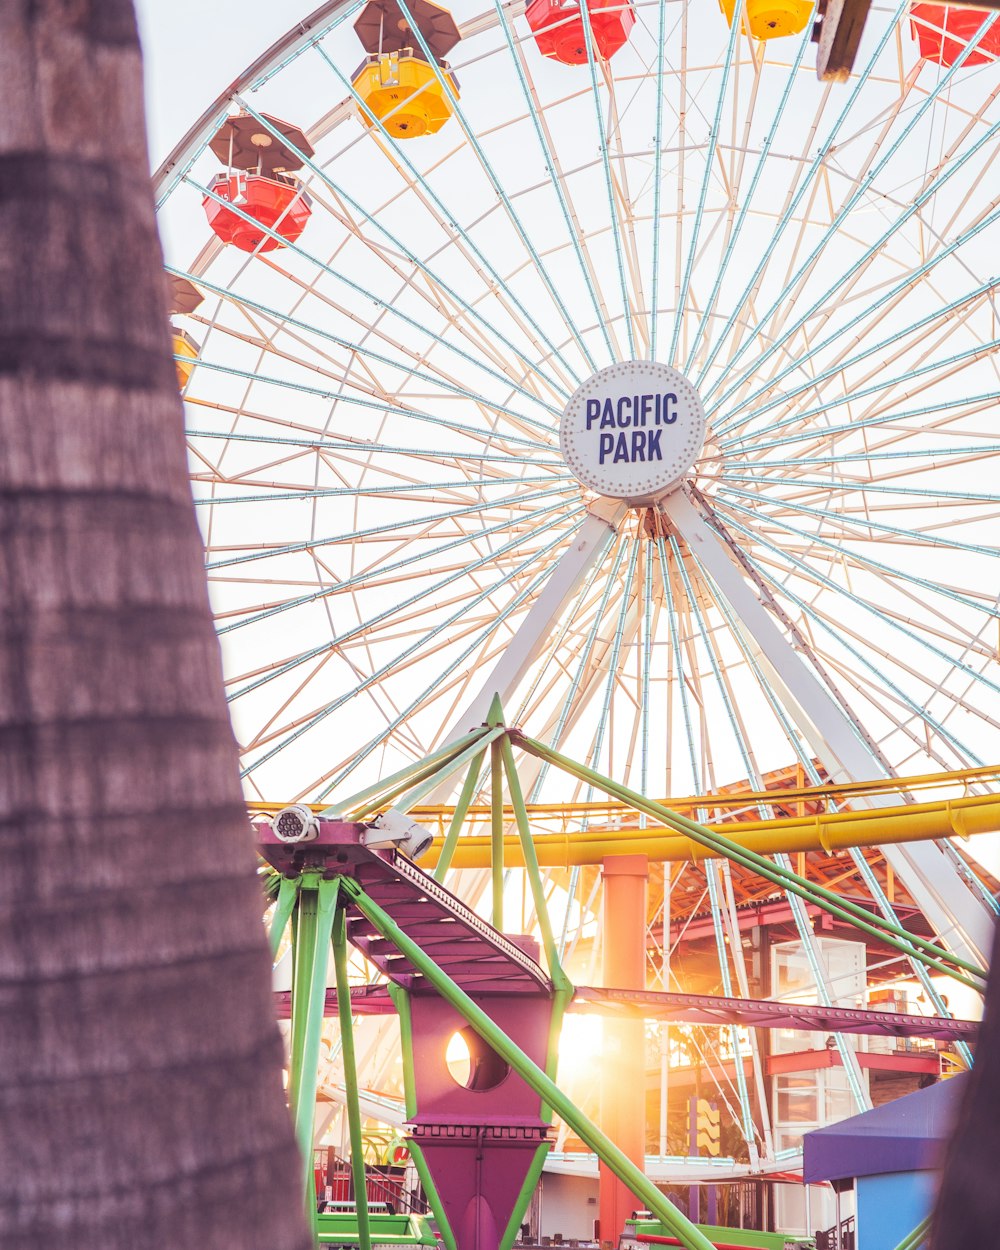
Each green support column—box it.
[270,873,300,958]
[341,878,720,1250]
[288,873,340,1228]
[332,905,372,1250]
[435,746,488,882]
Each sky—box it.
[134,0,319,165]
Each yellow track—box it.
[248,764,1000,867]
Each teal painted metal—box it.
[340,878,721,1250]
[716,505,1000,711]
[710,55,1000,417]
[649,0,669,361]
[172,254,559,429]
[700,538,984,770]
[577,0,636,359]
[490,0,616,364]
[313,45,574,400]
[190,429,558,469]
[367,0,593,383]
[718,480,999,559]
[681,12,814,377]
[530,534,629,802]
[190,175,573,404]
[225,100,576,411]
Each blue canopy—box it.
[803,1075,965,1183]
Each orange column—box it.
[599,854,649,1246]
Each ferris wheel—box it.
[154,0,1000,967]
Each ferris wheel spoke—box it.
[727,386,1000,462]
[247,83,577,397]
[186,171,573,408]
[667,6,741,367]
[718,272,1000,446]
[730,544,990,765]
[181,352,558,453]
[648,0,669,361]
[337,0,598,383]
[238,514,587,778]
[650,537,696,788]
[716,505,1000,711]
[577,15,639,358]
[570,535,641,800]
[693,3,906,391]
[683,31,813,377]
[202,481,573,577]
[705,23,998,410]
[216,498,577,673]
[710,122,1000,422]
[716,492,999,616]
[512,539,618,728]
[492,0,619,363]
[715,482,999,557]
[172,265,560,434]
[720,471,1000,512]
[188,426,561,472]
[528,535,631,800]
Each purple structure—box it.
[260,819,557,1250]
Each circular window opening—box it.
[445,1027,511,1092]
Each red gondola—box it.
[202,172,312,253]
[909,3,1000,66]
[202,114,314,253]
[525,0,635,65]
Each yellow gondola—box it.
[352,51,459,138]
[172,328,199,390]
[719,0,812,40]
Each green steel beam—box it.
[332,905,372,1250]
[319,727,489,819]
[289,874,340,1229]
[434,747,488,882]
[499,730,572,994]
[270,873,300,959]
[516,733,985,989]
[341,879,719,1250]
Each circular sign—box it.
[559,360,706,504]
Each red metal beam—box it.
[569,985,978,1042]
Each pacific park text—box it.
[584,392,678,464]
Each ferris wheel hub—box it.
[559,360,707,507]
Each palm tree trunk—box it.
[0,4,311,1247]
